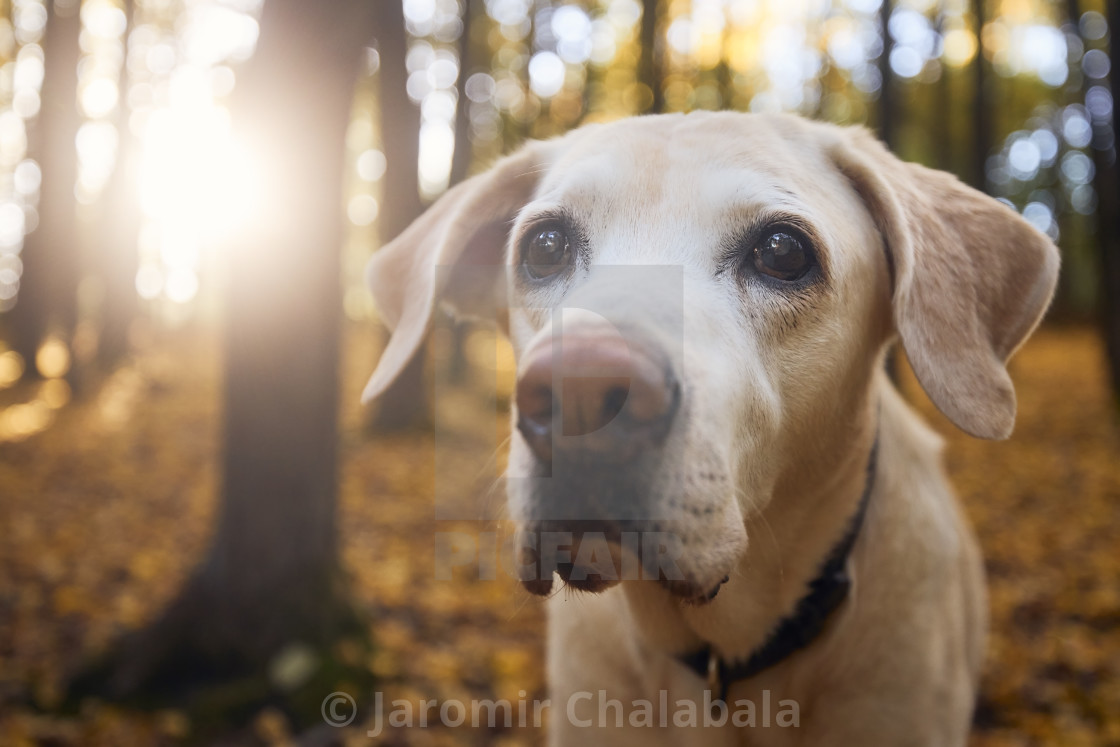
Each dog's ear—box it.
[361,141,556,403]
[830,127,1060,439]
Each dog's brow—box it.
[728,203,825,247]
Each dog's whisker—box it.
[740,486,784,584]
[507,585,539,622]
[468,433,513,522]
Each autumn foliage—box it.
[0,324,1114,744]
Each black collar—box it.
[678,436,879,702]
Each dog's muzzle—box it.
[513,329,688,596]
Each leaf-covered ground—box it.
[0,324,1117,745]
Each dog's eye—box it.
[522,226,572,280]
[753,232,812,281]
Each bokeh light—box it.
[35,336,70,378]
[0,0,1110,358]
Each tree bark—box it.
[368,0,429,431]
[9,0,81,370]
[73,0,376,705]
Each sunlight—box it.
[138,99,256,233]
[124,1,264,306]
[135,103,263,302]
[0,0,1100,323]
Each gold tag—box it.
[706,650,721,700]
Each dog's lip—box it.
[517,572,728,603]
[517,543,730,603]
[556,560,622,593]
[517,546,624,597]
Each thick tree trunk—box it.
[369,0,429,431]
[209,0,376,653]
[10,0,81,370]
[74,0,376,707]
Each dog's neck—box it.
[621,388,881,663]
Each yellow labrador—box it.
[363,112,1059,745]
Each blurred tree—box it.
[639,0,665,113]
[72,0,376,706]
[96,0,141,369]
[450,0,476,187]
[970,0,991,189]
[933,11,953,171]
[446,0,478,385]
[517,2,538,140]
[877,0,895,148]
[878,0,901,383]
[369,0,429,431]
[9,0,81,373]
[1097,0,1120,403]
[1061,0,1120,403]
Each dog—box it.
[362,112,1059,745]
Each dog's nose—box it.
[515,335,679,462]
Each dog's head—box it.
[363,112,1059,601]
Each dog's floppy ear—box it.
[361,141,556,404]
[830,127,1060,439]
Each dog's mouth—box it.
[515,522,729,604]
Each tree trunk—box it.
[9,0,81,370]
[449,0,475,187]
[1100,0,1120,404]
[877,0,902,383]
[876,0,894,149]
[639,0,664,113]
[97,0,140,369]
[1062,0,1120,405]
[970,0,991,190]
[72,0,376,711]
[934,11,953,172]
[445,0,477,385]
[368,0,429,431]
